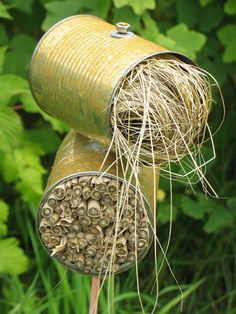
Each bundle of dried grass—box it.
[104,55,221,313]
[110,55,212,169]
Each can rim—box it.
[36,170,154,276]
[107,51,196,137]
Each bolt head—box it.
[116,22,131,34]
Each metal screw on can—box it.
[116,22,130,34]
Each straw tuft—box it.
[110,55,212,168]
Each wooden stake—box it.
[89,276,100,314]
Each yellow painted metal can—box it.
[30,15,194,148]
[44,130,157,212]
[37,130,158,275]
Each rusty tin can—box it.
[30,15,194,148]
[37,130,158,275]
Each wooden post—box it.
[89,276,100,314]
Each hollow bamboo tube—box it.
[83,186,91,200]
[41,204,53,217]
[107,179,120,193]
[73,185,82,197]
[79,176,91,187]
[48,213,60,225]
[92,177,107,193]
[87,200,101,218]
[76,253,84,270]
[70,221,82,233]
[78,200,87,216]
[98,217,110,228]
[84,233,95,244]
[116,237,127,249]
[85,245,97,257]
[91,189,102,200]
[71,178,78,186]
[54,184,66,200]
[47,194,57,208]
[70,197,80,208]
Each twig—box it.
[89,276,100,314]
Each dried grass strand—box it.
[104,55,221,312]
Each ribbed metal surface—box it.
[46,130,158,207]
[46,130,118,188]
[30,15,194,147]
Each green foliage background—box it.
[0,0,236,313]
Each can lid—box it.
[111,21,135,38]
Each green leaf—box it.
[158,279,204,314]
[197,194,217,213]
[0,74,29,104]
[227,196,236,216]
[41,113,69,133]
[20,92,39,113]
[8,0,34,14]
[198,55,230,85]
[0,2,12,20]
[14,142,45,171]
[0,238,28,275]
[14,141,46,207]
[181,196,206,219]
[217,24,236,63]
[0,200,9,224]
[2,276,38,311]
[113,6,140,31]
[166,23,206,59]
[113,0,155,15]
[42,0,82,31]
[20,90,69,133]
[177,0,199,28]
[0,25,8,45]
[1,139,46,207]
[158,203,177,224]
[0,106,23,152]
[204,207,234,233]
[82,0,111,19]
[177,0,223,33]
[217,24,235,44]
[155,33,176,51]
[198,4,223,33]
[224,0,236,15]
[1,153,18,182]
[139,12,159,41]
[3,34,36,78]
[199,0,213,6]
[0,222,7,237]
[25,127,61,154]
[137,12,176,49]
[222,43,236,63]
[16,168,44,206]
[0,200,9,237]
[0,46,7,74]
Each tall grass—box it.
[1,198,235,313]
